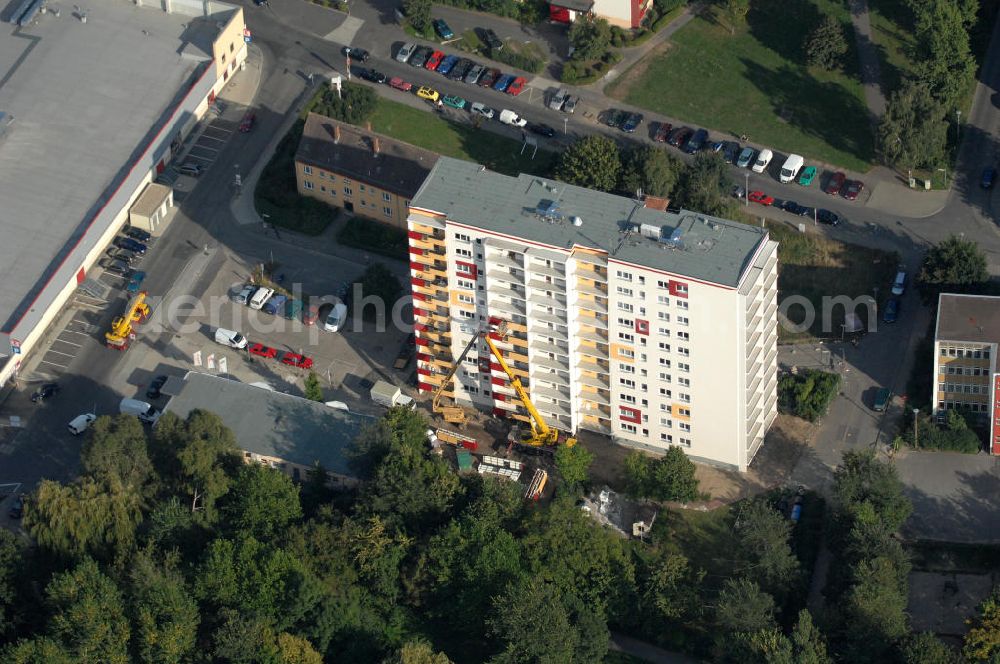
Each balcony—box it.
[488,282,526,302]
[532,310,567,326]
[488,269,524,284]
[531,383,572,402]
[532,355,569,372]
[575,262,608,281]
[574,280,607,297]
[577,326,608,344]
[577,296,608,313]
[571,251,607,266]
[527,278,566,292]
[577,311,608,329]
[528,263,565,279]
[578,372,610,390]
[531,324,568,339]
[487,252,523,271]
[533,341,569,357]
[577,356,610,373]
[580,387,610,406]
[580,417,611,435]
[537,400,572,419]
[575,342,608,359]
[529,292,568,310]
[490,298,526,316]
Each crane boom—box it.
[431,331,480,423]
[482,334,549,438]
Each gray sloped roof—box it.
[163,372,377,476]
[410,157,769,288]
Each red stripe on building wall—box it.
[417,353,431,362]
[410,261,422,272]
[455,260,478,279]
[619,406,642,424]
[412,292,426,302]
[409,247,425,256]
[491,377,506,386]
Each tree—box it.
[619,146,681,198]
[838,556,909,662]
[309,81,378,125]
[127,552,200,664]
[384,640,454,664]
[833,450,912,534]
[26,478,143,562]
[223,464,303,541]
[789,610,832,664]
[300,462,336,516]
[277,632,324,664]
[805,16,848,70]
[640,552,704,626]
[82,414,154,492]
[304,372,324,402]
[624,448,700,502]
[965,587,1000,661]
[152,410,241,518]
[554,443,594,486]
[45,558,131,664]
[402,0,432,34]
[919,235,989,298]
[735,499,801,598]
[902,632,960,664]
[912,0,976,109]
[554,135,621,192]
[348,407,430,478]
[778,369,841,422]
[568,16,612,61]
[724,0,750,35]
[674,153,737,218]
[0,530,21,640]
[716,577,777,635]
[488,580,608,663]
[0,638,73,664]
[877,82,948,170]
[357,262,403,322]
[211,609,281,664]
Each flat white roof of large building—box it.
[0,0,221,331]
[410,157,770,288]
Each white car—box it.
[499,109,527,128]
[323,301,348,332]
[68,413,97,435]
[249,287,274,310]
[752,148,773,174]
[470,102,495,120]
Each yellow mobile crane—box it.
[105,291,150,351]
[482,324,576,452]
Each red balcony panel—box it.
[417,367,431,376]
[418,382,433,392]
[410,277,425,287]
[412,307,426,318]
[490,362,503,372]
[455,260,478,279]
[414,323,427,332]
[491,377,506,386]
[619,406,642,424]
[668,280,689,299]
[410,261,422,272]
[635,318,649,335]
[494,393,506,402]
[416,352,431,362]
[414,337,429,347]
[412,292,426,302]
[407,230,423,240]
[409,247,424,256]
[492,408,507,418]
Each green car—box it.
[442,95,466,110]
[798,166,817,186]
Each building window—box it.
[620,378,636,389]
[456,279,474,290]
[319,171,326,179]
[677,300,689,310]
[230,42,234,52]
[457,294,474,304]
[635,319,650,335]
[678,347,690,357]
[344,186,353,196]
[658,372,671,383]
[677,407,691,417]
[657,295,670,305]
[458,310,475,319]
[620,348,634,359]
[456,248,473,258]
[381,192,391,202]
[359,184,366,192]
[658,342,670,351]
[620,363,635,374]
[620,393,636,404]
[320,186,326,192]
[659,388,672,397]
[658,312,670,321]
[677,316,689,326]
[658,327,670,337]
[617,317,634,327]
[455,233,471,242]
[621,423,637,434]
[677,331,690,341]
[678,437,692,447]
[679,422,691,432]
[618,302,634,313]
[303,165,313,175]
[657,280,669,290]
[384,206,392,217]
[660,433,673,443]
[619,332,634,343]
[303,180,314,190]
[616,270,633,282]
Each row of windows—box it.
[619,300,691,315]
[939,401,989,412]
[302,181,394,217]
[943,365,990,376]
[940,346,991,359]
[939,382,988,395]
[617,423,691,449]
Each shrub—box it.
[905,410,982,453]
[337,217,408,259]
[624,448,699,502]
[778,369,841,422]
[493,47,545,74]
[303,82,377,126]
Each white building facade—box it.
[408,158,778,471]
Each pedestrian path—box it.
[323,15,364,45]
[848,0,887,120]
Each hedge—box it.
[778,369,841,422]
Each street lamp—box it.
[563,117,568,135]
[913,408,920,449]
[937,167,948,186]
[744,172,749,208]
[956,109,962,143]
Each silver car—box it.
[549,88,568,111]
[562,95,578,114]
[464,63,485,85]
[470,102,495,119]
[736,147,756,169]
[395,42,416,63]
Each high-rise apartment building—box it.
[407,158,778,471]
[933,293,1000,453]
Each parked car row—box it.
[232,283,347,332]
[393,43,528,96]
[363,68,558,139]
[733,186,844,226]
[98,226,152,282]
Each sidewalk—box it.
[848,0,887,121]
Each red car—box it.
[748,190,775,206]
[425,50,445,71]
[825,171,846,196]
[477,68,501,88]
[239,111,255,133]
[505,76,527,96]
[302,305,319,326]
[653,122,672,143]
[281,353,314,369]
[843,179,864,201]
[389,77,412,92]
[248,343,278,359]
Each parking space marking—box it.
[39,360,69,370]
[190,145,219,154]
[62,328,92,337]
[54,337,82,347]
[198,135,227,144]
[185,154,214,163]
[45,349,74,359]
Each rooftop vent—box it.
[639,223,660,239]
[660,227,684,248]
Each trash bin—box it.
[908,177,916,188]
[924,179,931,190]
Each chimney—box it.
[334,125,340,144]
[373,137,381,155]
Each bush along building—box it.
[408,157,778,471]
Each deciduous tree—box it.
[965,587,1000,661]
[735,498,801,598]
[554,135,621,192]
[724,0,750,35]
[902,632,960,664]
[304,372,324,402]
[0,530,21,640]
[127,552,200,664]
[402,0,432,34]
[554,443,594,486]
[45,558,130,664]
[912,0,976,109]
[805,15,848,70]
[674,153,737,218]
[877,82,948,170]
[223,463,303,541]
[833,450,912,534]
[384,640,454,664]
[568,16,612,61]
[82,414,154,492]
[919,235,989,298]
[619,146,682,198]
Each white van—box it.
[891,270,907,296]
[499,109,527,127]
[120,398,160,424]
[324,300,348,332]
[752,149,773,173]
[779,154,804,183]
[249,287,274,310]
[214,327,248,349]
[68,413,96,435]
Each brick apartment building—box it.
[407,157,779,471]
[933,293,1000,452]
[294,113,439,230]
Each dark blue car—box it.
[493,73,515,92]
[882,298,899,324]
[621,113,643,133]
[683,128,708,154]
[436,55,459,75]
[982,167,996,189]
[115,237,147,255]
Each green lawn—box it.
[606,0,874,172]
[369,99,558,177]
[867,0,916,95]
[763,221,899,342]
[654,505,739,587]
